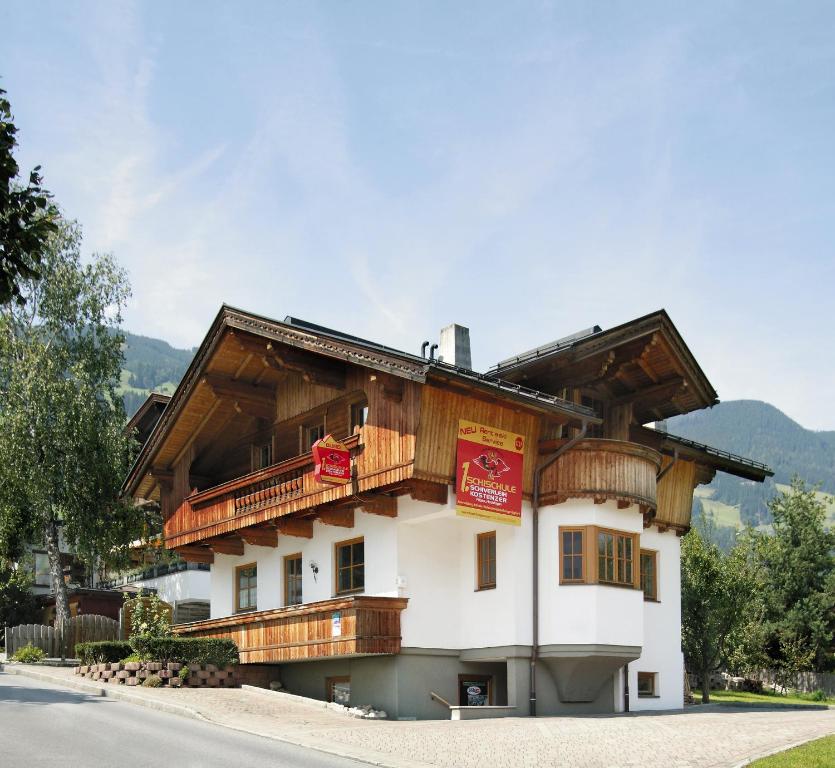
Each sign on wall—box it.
[456,419,524,526]
[312,435,352,485]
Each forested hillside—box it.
[668,401,835,537]
[118,333,195,417]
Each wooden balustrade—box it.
[164,435,361,548]
[538,438,662,511]
[174,595,408,663]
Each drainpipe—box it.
[530,419,588,717]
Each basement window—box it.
[637,672,657,697]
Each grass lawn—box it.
[693,689,835,707]
[748,735,835,767]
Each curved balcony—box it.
[538,438,661,511]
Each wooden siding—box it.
[174,596,408,663]
[539,438,661,509]
[655,457,698,530]
[413,384,542,495]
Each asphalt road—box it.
[0,672,369,768]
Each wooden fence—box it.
[752,669,835,697]
[4,614,119,659]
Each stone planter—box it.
[74,661,240,688]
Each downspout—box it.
[530,419,588,717]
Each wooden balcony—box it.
[174,595,408,664]
[538,438,662,511]
[165,435,362,549]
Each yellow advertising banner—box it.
[456,419,525,526]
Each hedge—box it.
[75,637,238,667]
[75,641,132,664]
[129,636,239,667]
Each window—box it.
[34,552,51,587]
[458,675,492,706]
[335,538,364,595]
[476,532,496,590]
[235,563,257,612]
[640,550,658,601]
[597,530,634,586]
[327,676,350,705]
[637,672,657,697]
[558,526,639,588]
[303,422,325,452]
[252,439,273,471]
[560,528,585,583]
[284,553,303,606]
[350,401,368,433]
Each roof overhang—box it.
[123,306,600,500]
[487,310,719,422]
[632,424,773,482]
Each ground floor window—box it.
[327,676,350,706]
[458,675,492,706]
[637,672,657,697]
[235,563,257,612]
[640,549,658,601]
[284,553,303,606]
[335,537,364,595]
[476,531,496,590]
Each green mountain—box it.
[117,332,195,417]
[668,401,835,538]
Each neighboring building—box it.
[122,306,772,719]
[109,392,211,623]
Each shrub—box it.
[178,666,190,681]
[120,652,141,663]
[811,689,829,702]
[142,674,162,688]
[12,643,46,663]
[129,636,238,667]
[124,592,171,638]
[75,640,133,665]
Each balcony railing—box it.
[174,595,408,663]
[165,434,361,548]
[538,438,662,510]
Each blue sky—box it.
[2,2,834,429]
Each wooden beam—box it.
[359,493,397,518]
[208,536,245,556]
[317,508,355,528]
[275,517,313,538]
[240,527,278,548]
[611,377,686,407]
[617,500,630,509]
[267,343,347,390]
[409,480,448,506]
[593,497,605,505]
[175,546,214,564]
[150,468,174,489]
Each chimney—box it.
[438,324,472,369]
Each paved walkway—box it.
[3,664,833,768]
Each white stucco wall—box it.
[204,495,685,711]
[210,508,399,618]
[538,499,645,648]
[133,568,211,605]
[397,495,533,649]
[628,526,684,710]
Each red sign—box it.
[312,435,351,485]
[456,420,524,526]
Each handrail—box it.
[430,691,452,709]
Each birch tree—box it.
[0,220,140,627]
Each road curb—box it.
[0,663,208,723]
[0,663,429,768]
